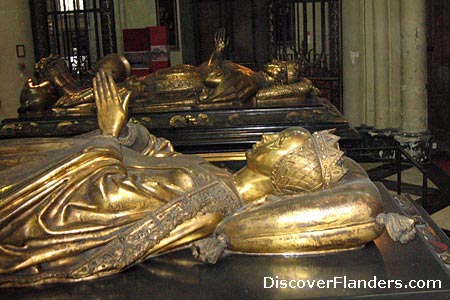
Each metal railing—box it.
[269,0,342,110]
[344,146,430,210]
[30,0,117,82]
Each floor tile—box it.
[431,206,450,230]
[360,162,449,234]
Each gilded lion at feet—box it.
[0,70,414,287]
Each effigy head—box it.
[88,54,131,83]
[246,127,311,174]
[263,60,300,85]
[246,127,347,193]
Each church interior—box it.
[0,0,449,298]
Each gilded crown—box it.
[271,129,347,194]
[311,129,347,188]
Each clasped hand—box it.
[214,28,228,53]
[93,69,131,137]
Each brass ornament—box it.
[169,114,211,128]
[226,113,241,126]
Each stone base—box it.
[394,131,432,164]
[351,126,431,164]
[1,97,359,155]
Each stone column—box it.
[395,0,430,162]
[399,0,428,133]
[342,0,429,161]
[387,0,402,130]
[342,0,365,126]
[373,0,390,129]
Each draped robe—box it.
[0,124,241,286]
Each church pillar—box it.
[343,0,401,129]
[342,0,365,126]
[373,0,390,129]
[342,0,429,162]
[399,0,428,133]
[394,0,430,162]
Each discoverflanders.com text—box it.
[263,276,442,289]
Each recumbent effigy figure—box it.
[1,70,414,287]
[18,29,318,114]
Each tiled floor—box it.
[361,162,450,231]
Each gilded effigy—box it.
[18,29,318,116]
[2,30,356,147]
[0,70,415,287]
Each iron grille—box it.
[270,0,342,110]
[41,0,117,82]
